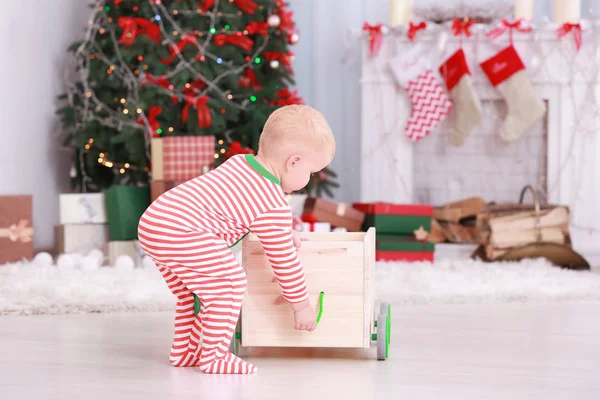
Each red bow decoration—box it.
[141,74,178,103]
[238,68,262,91]
[301,212,319,232]
[279,8,295,33]
[182,96,212,129]
[362,22,383,57]
[3,219,33,243]
[407,21,427,41]
[160,34,199,65]
[225,141,255,160]
[452,18,475,37]
[198,0,215,12]
[233,0,258,14]
[213,33,254,52]
[264,51,293,68]
[272,88,303,106]
[557,22,582,52]
[118,17,161,47]
[487,19,532,43]
[137,106,163,137]
[183,79,206,97]
[246,21,270,35]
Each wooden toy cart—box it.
[230,228,391,360]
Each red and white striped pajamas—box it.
[138,154,308,374]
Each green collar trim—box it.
[244,154,280,185]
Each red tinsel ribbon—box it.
[238,68,262,91]
[362,22,383,57]
[487,19,532,44]
[264,51,293,67]
[160,35,199,65]
[557,22,582,52]
[182,96,212,129]
[213,34,254,52]
[407,21,427,41]
[118,17,160,47]
[137,106,162,137]
[225,141,255,160]
[141,74,178,103]
[272,88,303,106]
[301,212,319,232]
[246,21,270,35]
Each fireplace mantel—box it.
[360,24,600,260]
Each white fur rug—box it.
[1,256,599,315]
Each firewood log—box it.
[427,219,447,243]
[433,197,486,223]
[490,227,565,249]
[489,207,569,233]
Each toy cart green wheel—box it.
[228,331,242,356]
[379,303,391,344]
[376,313,388,361]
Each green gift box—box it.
[103,185,150,241]
[375,235,435,262]
[353,203,434,235]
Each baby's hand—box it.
[292,230,309,249]
[290,299,317,331]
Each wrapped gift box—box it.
[150,180,188,203]
[375,235,435,262]
[55,224,109,255]
[151,136,215,181]
[300,222,331,233]
[108,240,144,266]
[104,185,150,241]
[0,195,33,264]
[353,203,434,235]
[303,198,365,232]
[59,193,107,224]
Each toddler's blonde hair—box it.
[259,105,336,160]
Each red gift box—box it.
[151,136,215,181]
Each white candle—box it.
[554,0,581,23]
[390,0,414,26]
[514,0,533,20]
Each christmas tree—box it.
[58,0,338,196]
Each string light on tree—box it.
[270,60,280,69]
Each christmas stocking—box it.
[389,47,452,142]
[439,49,482,146]
[480,45,546,142]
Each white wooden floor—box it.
[1,302,599,400]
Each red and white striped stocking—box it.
[390,49,452,142]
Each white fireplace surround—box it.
[360,25,600,261]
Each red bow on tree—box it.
[183,79,206,97]
[452,18,475,37]
[264,51,293,67]
[141,74,178,103]
[182,96,212,129]
[487,19,532,43]
[200,0,257,14]
[118,17,161,47]
[362,22,383,57]
[238,68,262,91]
[272,88,303,106]
[137,106,162,137]
[407,21,427,41]
[557,22,582,52]
[246,21,270,35]
[160,34,199,65]
[213,33,254,52]
[225,141,255,160]
[278,8,295,33]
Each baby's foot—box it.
[200,352,257,374]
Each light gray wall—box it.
[0,0,91,251]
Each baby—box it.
[138,105,336,374]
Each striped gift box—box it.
[151,136,215,181]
